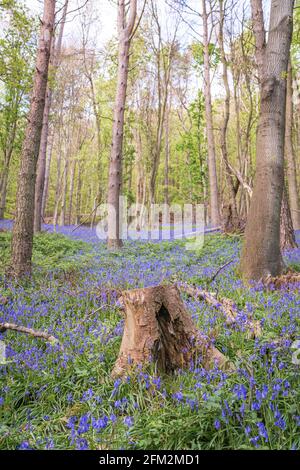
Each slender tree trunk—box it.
[60,155,68,226]
[285,61,300,230]
[280,185,298,250]
[107,0,137,249]
[202,0,220,227]
[10,0,55,277]
[68,160,76,225]
[0,166,9,219]
[75,163,82,225]
[218,0,239,232]
[41,132,54,217]
[241,0,295,282]
[34,0,69,232]
[164,95,170,206]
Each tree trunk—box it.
[68,160,76,225]
[240,0,295,282]
[75,163,82,225]
[218,0,239,232]
[41,133,54,217]
[10,0,55,278]
[201,0,220,228]
[107,0,137,249]
[280,186,298,250]
[285,61,300,230]
[112,285,230,377]
[34,0,69,232]
[0,166,9,219]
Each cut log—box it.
[0,322,60,345]
[178,283,262,338]
[112,285,232,377]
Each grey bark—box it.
[241,0,295,282]
[107,0,137,248]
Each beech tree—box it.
[107,0,138,249]
[240,0,295,282]
[10,0,55,277]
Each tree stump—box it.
[112,285,231,377]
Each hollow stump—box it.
[112,285,230,377]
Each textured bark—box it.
[241,0,295,282]
[250,0,266,85]
[285,61,300,230]
[201,0,220,227]
[107,0,137,249]
[112,285,231,377]
[10,0,55,278]
[34,0,69,232]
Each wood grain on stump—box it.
[112,285,231,377]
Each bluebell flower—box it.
[124,416,134,428]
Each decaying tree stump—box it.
[112,285,231,377]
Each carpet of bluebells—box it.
[0,219,300,450]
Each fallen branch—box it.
[264,272,300,289]
[0,323,60,345]
[178,283,261,338]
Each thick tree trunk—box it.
[107,0,137,249]
[285,61,300,230]
[240,0,295,282]
[202,0,220,228]
[10,0,55,278]
[112,285,230,377]
[34,0,69,232]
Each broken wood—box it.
[178,283,261,338]
[264,272,300,289]
[112,285,233,377]
[0,322,60,345]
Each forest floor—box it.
[0,220,300,450]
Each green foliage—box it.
[0,231,90,274]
